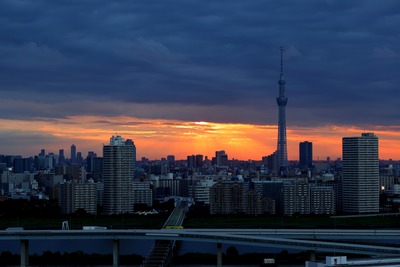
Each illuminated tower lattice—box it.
[276,47,288,174]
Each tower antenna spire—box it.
[280,46,284,79]
[276,45,288,175]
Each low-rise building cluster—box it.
[1,135,400,216]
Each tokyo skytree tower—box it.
[276,47,288,174]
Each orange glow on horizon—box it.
[0,116,400,161]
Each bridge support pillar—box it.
[308,250,316,262]
[113,239,120,267]
[20,239,29,267]
[217,242,222,267]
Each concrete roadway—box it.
[1,228,400,256]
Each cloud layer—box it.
[1,1,399,159]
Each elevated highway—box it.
[2,228,400,266]
[3,228,400,242]
[143,202,187,266]
[181,228,400,241]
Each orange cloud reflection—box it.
[0,116,399,160]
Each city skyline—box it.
[1,126,399,162]
[1,1,400,160]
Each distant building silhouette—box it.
[215,150,228,166]
[342,133,379,213]
[187,154,204,169]
[70,144,76,162]
[187,155,195,168]
[265,151,278,174]
[299,141,313,169]
[76,152,83,165]
[58,149,65,164]
[167,155,175,168]
[13,157,32,173]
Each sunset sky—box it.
[1,1,400,160]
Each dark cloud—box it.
[0,0,399,126]
[91,120,150,126]
[0,130,64,154]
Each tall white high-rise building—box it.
[342,133,379,214]
[103,135,136,214]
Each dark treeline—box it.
[0,199,175,230]
[0,249,324,266]
[0,251,144,265]
[0,199,60,218]
[0,198,176,219]
[172,249,317,265]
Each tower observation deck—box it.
[276,47,288,174]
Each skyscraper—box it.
[215,150,228,166]
[124,138,137,169]
[299,141,313,169]
[70,144,76,161]
[342,133,379,214]
[103,135,135,214]
[276,47,289,174]
[58,149,65,164]
[187,155,196,168]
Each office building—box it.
[253,180,283,213]
[191,179,216,205]
[167,155,175,162]
[86,155,103,174]
[342,133,379,213]
[187,154,204,169]
[310,185,335,215]
[187,155,196,168]
[132,181,153,209]
[265,151,278,174]
[210,181,244,214]
[124,138,136,169]
[13,158,33,173]
[243,189,276,215]
[195,154,203,168]
[103,135,136,214]
[153,178,190,199]
[76,152,83,165]
[58,149,65,164]
[215,150,228,166]
[58,181,97,214]
[70,144,76,162]
[299,141,313,169]
[282,181,310,216]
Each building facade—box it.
[210,181,243,214]
[310,185,335,215]
[103,135,136,214]
[132,181,153,209]
[58,182,97,214]
[299,141,313,169]
[342,133,379,213]
[282,181,310,216]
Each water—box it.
[0,239,303,266]
[0,239,294,256]
[176,241,293,255]
[0,239,153,255]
